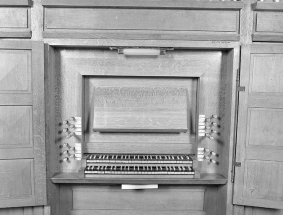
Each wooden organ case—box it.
[46,41,239,215]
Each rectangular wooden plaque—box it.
[93,87,188,133]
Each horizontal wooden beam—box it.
[42,0,244,10]
[51,172,228,184]
[44,38,240,49]
[253,33,283,43]
[0,0,31,6]
[252,2,283,11]
[43,31,240,42]
[0,31,31,38]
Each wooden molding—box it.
[253,33,283,42]
[0,31,31,38]
[252,2,283,11]
[42,0,244,10]
[0,0,31,6]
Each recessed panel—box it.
[73,186,204,211]
[256,12,283,33]
[247,108,283,147]
[0,106,32,147]
[251,54,283,93]
[0,50,31,93]
[0,159,33,199]
[93,87,187,132]
[0,8,28,28]
[45,8,237,32]
[243,160,283,201]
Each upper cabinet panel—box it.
[0,0,31,38]
[252,2,283,42]
[42,0,243,41]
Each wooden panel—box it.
[0,106,32,147]
[68,49,221,77]
[45,8,237,32]
[0,8,28,28]
[243,160,283,201]
[0,0,31,6]
[0,41,46,209]
[247,109,283,147]
[93,87,187,132]
[0,159,33,200]
[252,2,283,12]
[84,77,197,154]
[256,13,283,33]
[0,50,31,93]
[72,186,204,211]
[70,210,205,215]
[234,45,283,209]
[250,54,283,93]
[42,0,244,10]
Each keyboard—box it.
[83,154,195,176]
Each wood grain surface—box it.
[92,87,188,132]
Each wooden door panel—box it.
[0,159,33,200]
[0,41,46,208]
[247,109,283,147]
[0,106,32,148]
[233,45,283,209]
[0,50,31,93]
[250,54,283,93]
[243,160,283,200]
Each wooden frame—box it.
[42,0,243,41]
[45,39,239,181]
[0,0,31,38]
[252,2,283,42]
[44,39,239,215]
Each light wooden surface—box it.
[51,172,227,184]
[255,12,283,33]
[72,186,204,211]
[0,7,31,38]
[0,206,50,215]
[252,2,283,11]
[43,31,240,41]
[0,50,31,93]
[0,0,31,6]
[0,41,46,208]
[233,44,283,210]
[70,211,206,215]
[44,8,238,32]
[42,0,241,41]
[42,0,244,10]
[92,87,188,133]
[0,106,32,147]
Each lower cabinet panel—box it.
[60,185,206,215]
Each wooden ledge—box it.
[0,0,32,6]
[252,2,283,11]
[51,172,227,185]
[42,0,244,10]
